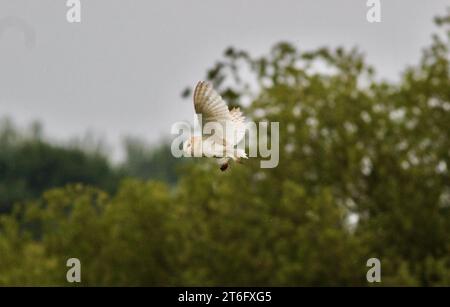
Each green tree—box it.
[0,119,121,213]
[120,136,185,185]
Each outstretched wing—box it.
[193,81,231,124]
[193,81,246,149]
[229,107,246,145]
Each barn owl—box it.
[183,81,247,171]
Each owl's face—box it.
[182,138,193,156]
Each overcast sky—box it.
[0,0,448,159]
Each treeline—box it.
[0,118,183,213]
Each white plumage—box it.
[183,81,247,171]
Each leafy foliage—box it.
[0,119,120,213]
[120,137,185,185]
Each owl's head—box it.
[182,137,194,156]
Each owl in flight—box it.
[183,81,247,171]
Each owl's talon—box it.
[220,163,229,171]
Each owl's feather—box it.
[191,81,248,169]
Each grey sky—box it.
[0,0,448,159]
